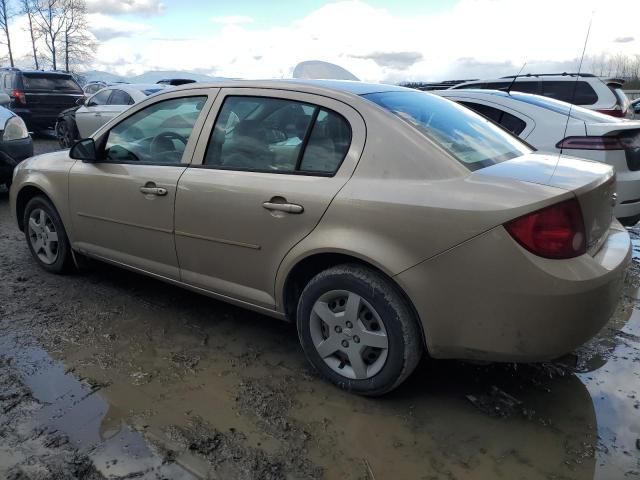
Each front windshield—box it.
[363,91,531,171]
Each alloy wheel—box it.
[309,290,389,380]
[27,208,59,265]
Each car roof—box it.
[170,79,410,97]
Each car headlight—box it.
[3,116,29,141]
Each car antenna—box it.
[558,13,594,158]
[505,62,527,95]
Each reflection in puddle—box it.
[0,335,197,479]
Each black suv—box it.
[0,68,84,131]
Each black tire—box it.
[55,117,77,149]
[296,264,423,396]
[23,196,74,274]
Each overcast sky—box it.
[8,0,640,81]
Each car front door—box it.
[68,91,213,279]
[174,89,366,308]
[75,89,112,137]
[100,89,135,126]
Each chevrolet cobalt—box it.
[10,80,630,395]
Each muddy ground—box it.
[0,136,639,479]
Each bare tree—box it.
[33,0,67,70]
[0,0,15,67]
[61,0,94,72]
[21,0,42,69]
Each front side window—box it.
[104,96,206,164]
[364,91,531,171]
[108,89,134,106]
[89,90,111,107]
[204,96,351,175]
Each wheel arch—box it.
[15,184,60,232]
[279,250,429,351]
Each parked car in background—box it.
[436,89,640,225]
[630,98,640,119]
[157,79,197,86]
[55,84,167,148]
[0,68,84,131]
[0,103,33,189]
[450,73,630,118]
[83,81,108,96]
[10,80,630,395]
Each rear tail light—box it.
[556,136,623,150]
[11,90,26,105]
[596,107,626,117]
[504,198,586,259]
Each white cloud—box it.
[89,14,151,41]
[210,15,254,25]
[86,0,164,16]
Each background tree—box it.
[0,0,15,67]
[21,0,41,69]
[33,0,67,70]
[61,0,94,72]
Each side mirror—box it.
[70,138,98,162]
[76,97,85,107]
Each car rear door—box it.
[174,88,366,308]
[69,90,214,279]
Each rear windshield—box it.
[362,91,531,171]
[22,74,82,92]
[508,92,623,123]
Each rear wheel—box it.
[23,196,74,274]
[296,264,423,396]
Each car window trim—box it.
[201,94,351,177]
[93,93,213,167]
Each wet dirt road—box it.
[1,141,639,479]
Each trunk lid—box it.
[476,153,616,253]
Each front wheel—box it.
[55,117,77,149]
[23,196,74,274]
[296,264,423,396]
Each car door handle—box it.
[140,186,167,196]
[262,201,304,214]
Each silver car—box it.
[10,80,630,395]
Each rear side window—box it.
[459,102,527,136]
[509,81,539,94]
[363,91,531,171]
[108,90,134,106]
[22,74,81,92]
[204,96,351,175]
[542,81,598,105]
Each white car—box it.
[449,74,629,118]
[55,84,166,148]
[630,98,640,119]
[436,89,640,224]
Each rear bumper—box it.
[12,108,59,130]
[395,223,630,362]
[614,171,640,220]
